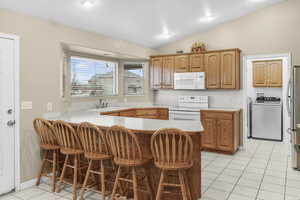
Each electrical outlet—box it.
[47,102,53,112]
[21,101,32,110]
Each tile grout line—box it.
[254,143,276,200]
[202,153,236,197]
[225,141,262,200]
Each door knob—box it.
[7,120,16,127]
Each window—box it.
[70,56,118,97]
[124,63,144,95]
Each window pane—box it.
[70,57,117,97]
[124,64,144,95]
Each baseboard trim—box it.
[19,178,37,191]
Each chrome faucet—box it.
[95,99,109,109]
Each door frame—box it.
[0,33,21,191]
[242,53,292,148]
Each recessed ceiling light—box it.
[199,15,215,23]
[156,27,174,40]
[81,0,95,8]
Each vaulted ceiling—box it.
[0,0,284,48]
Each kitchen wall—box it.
[154,0,300,107]
[0,8,155,183]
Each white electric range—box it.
[169,96,209,121]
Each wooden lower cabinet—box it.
[101,108,169,120]
[201,110,240,154]
[201,118,217,149]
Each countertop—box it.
[94,105,241,112]
[45,109,204,133]
[44,105,241,133]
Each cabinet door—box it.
[268,60,282,87]
[190,54,205,72]
[253,61,268,87]
[174,55,189,72]
[202,118,217,149]
[151,57,163,89]
[205,53,220,89]
[220,51,236,89]
[217,119,233,152]
[162,56,174,89]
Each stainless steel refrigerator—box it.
[288,65,300,170]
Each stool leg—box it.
[100,160,106,200]
[73,155,79,200]
[143,167,154,200]
[182,171,192,200]
[52,150,58,192]
[112,166,122,198]
[155,170,165,200]
[178,171,188,200]
[80,160,92,200]
[132,167,139,200]
[36,150,48,186]
[56,155,69,193]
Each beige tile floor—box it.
[0,139,299,200]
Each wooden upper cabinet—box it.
[174,55,189,72]
[190,54,205,72]
[220,51,239,89]
[205,52,220,89]
[150,48,241,90]
[162,56,174,89]
[268,60,283,87]
[253,60,282,88]
[151,57,163,89]
[253,61,268,87]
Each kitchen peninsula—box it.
[46,107,204,200]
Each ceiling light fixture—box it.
[156,27,174,40]
[81,0,95,8]
[199,15,215,23]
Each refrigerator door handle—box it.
[287,79,292,117]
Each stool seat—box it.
[40,144,60,150]
[85,152,112,160]
[60,148,84,155]
[114,157,151,167]
[154,161,193,170]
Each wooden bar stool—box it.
[77,122,113,200]
[106,125,153,200]
[33,118,60,192]
[151,128,194,200]
[53,120,85,200]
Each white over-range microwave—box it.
[174,72,206,90]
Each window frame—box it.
[123,62,145,97]
[69,55,119,98]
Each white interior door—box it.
[0,37,15,194]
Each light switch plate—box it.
[21,101,32,110]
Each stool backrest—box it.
[53,120,82,150]
[106,125,142,162]
[77,122,110,155]
[33,118,57,146]
[151,128,193,168]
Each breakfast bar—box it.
[46,108,204,200]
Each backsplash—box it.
[154,90,243,108]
